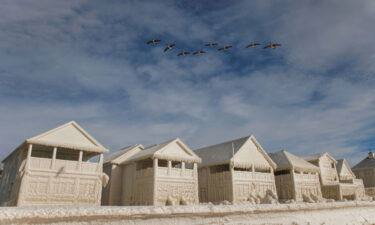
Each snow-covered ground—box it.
[1,201,375,225]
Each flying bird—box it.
[246,43,260,48]
[264,43,281,49]
[218,45,232,51]
[193,50,206,55]
[177,52,190,56]
[164,44,175,52]
[147,39,161,44]
[205,43,218,47]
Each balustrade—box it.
[156,167,194,178]
[294,173,318,181]
[29,157,99,173]
[233,170,273,181]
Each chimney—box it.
[368,152,374,159]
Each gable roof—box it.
[123,138,201,164]
[268,150,320,173]
[336,159,355,177]
[26,121,108,153]
[302,152,337,164]
[352,153,375,170]
[104,144,144,165]
[2,121,108,163]
[194,135,276,169]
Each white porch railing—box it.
[29,157,99,173]
[157,167,195,177]
[233,171,274,181]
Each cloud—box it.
[0,0,375,167]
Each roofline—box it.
[249,136,277,170]
[122,138,202,164]
[2,121,109,163]
[337,158,356,178]
[303,152,338,164]
[105,144,144,165]
[269,150,320,173]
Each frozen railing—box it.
[29,157,99,173]
[294,173,319,181]
[157,167,195,177]
[29,157,52,170]
[233,171,274,181]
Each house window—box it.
[331,163,335,168]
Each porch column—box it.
[193,163,197,177]
[168,161,172,175]
[290,168,297,200]
[96,153,103,172]
[26,144,33,170]
[251,164,255,172]
[153,158,158,205]
[51,147,57,169]
[181,162,185,176]
[77,151,83,172]
[153,158,158,176]
[230,164,235,203]
[17,144,33,206]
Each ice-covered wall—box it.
[1,201,375,225]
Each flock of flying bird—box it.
[146,39,281,56]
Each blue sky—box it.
[1,0,375,165]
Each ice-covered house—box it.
[194,136,278,204]
[101,144,144,206]
[268,150,322,202]
[107,138,201,206]
[352,152,375,198]
[0,121,109,206]
[303,153,360,200]
[336,159,366,199]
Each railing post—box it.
[290,168,297,200]
[230,164,235,203]
[51,147,57,170]
[96,153,103,172]
[26,144,33,170]
[153,158,158,205]
[77,151,83,172]
[168,161,172,175]
[181,162,185,176]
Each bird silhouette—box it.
[264,43,281,49]
[164,44,175,52]
[177,52,190,56]
[218,46,232,51]
[147,39,161,44]
[246,43,260,48]
[193,50,206,55]
[205,43,218,47]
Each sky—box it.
[1,0,375,166]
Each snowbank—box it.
[1,201,375,225]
